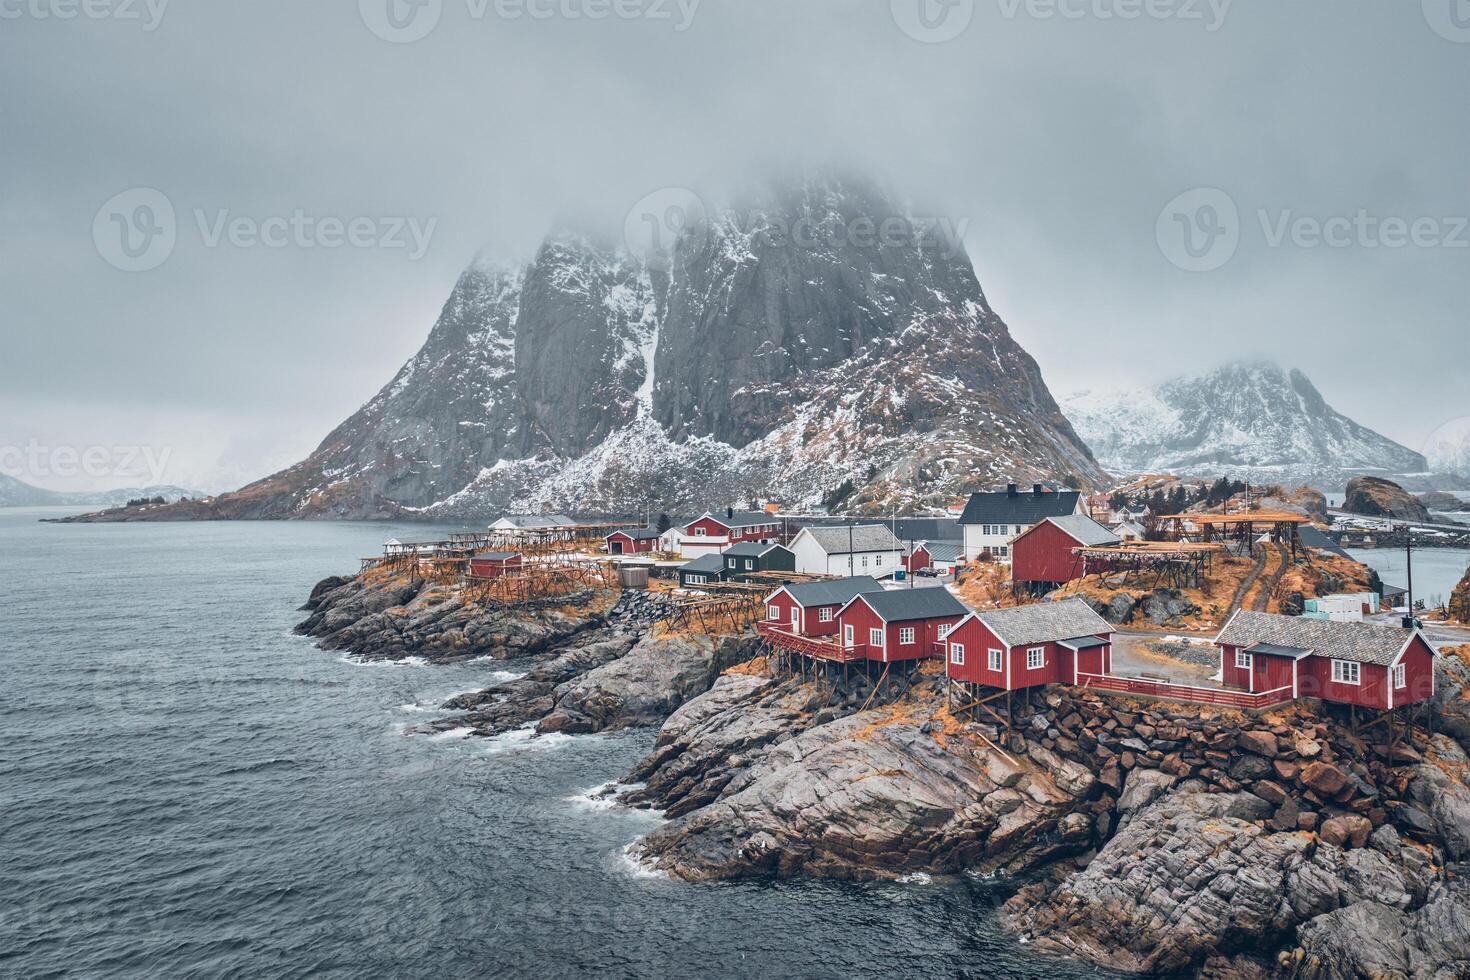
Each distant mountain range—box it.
[64,173,1105,522]
[0,474,201,509]
[1061,362,1459,491]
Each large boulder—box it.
[1405,735,1470,858]
[1342,476,1431,522]
[1291,878,1470,980]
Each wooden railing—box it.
[756,621,864,662]
[1076,671,1293,710]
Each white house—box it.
[490,514,576,532]
[787,524,906,576]
[957,484,1084,561]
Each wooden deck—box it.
[1076,671,1293,710]
[755,621,864,662]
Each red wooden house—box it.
[904,541,964,575]
[469,550,522,579]
[834,588,969,663]
[1011,515,1119,592]
[764,576,885,637]
[684,509,782,549]
[944,598,1114,690]
[605,527,660,555]
[1214,610,1437,710]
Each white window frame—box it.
[875,555,884,567]
[936,623,951,639]
[861,555,869,568]
[843,624,854,646]
[1331,659,1361,685]
[899,627,916,645]
[768,606,779,620]
[818,607,833,623]
[1393,664,1406,689]
[1235,650,1252,670]
[1026,647,1045,670]
[988,648,1003,672]
[997,546,1008,558]
[688,574,705,585]
[695,527,707,537]
[950,643,965,666]
[745,559,754,570]
[869,627,884,648]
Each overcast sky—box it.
[3,0,1466,491]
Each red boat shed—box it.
[834,588,969,663]
[944,598,1114,691]
[469,551,522,579]
[1011,515,1119,592]
[605,527,660,555]
[1214,610,1437,710]
[763,576,885,637]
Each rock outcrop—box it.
[1342,475,1431,522]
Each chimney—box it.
[1007,483,1018,497]
[726,506,734,520]
[1033,483,1043,496]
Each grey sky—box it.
[3,0,1466,491]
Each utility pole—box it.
[1405,522,1415,625]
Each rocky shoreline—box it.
[298,569,1470,977]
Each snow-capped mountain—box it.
[0,474,200,508]
[124,174,1104,520]
[1061,362,1426,488]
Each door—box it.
[791,606,800,632]
[610,541,624,555]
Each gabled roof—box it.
[1298,524,1351,560]
[679,554,726,575]
[494,514,574,528]
[796,524,904,555]
[890,518,963,542]
[606,527,661,541]
[958,489,1081,526]
[970,598,1113,648]
[1018,514,1120,548]
[842,587,969,623]
[699,510,777,529]
[472,550,520,561]
[724,542,790,558]
[915,541,964,562]
[1214,610,1431,666]
[775,576,886,608]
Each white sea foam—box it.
[429,726,475,741]
[613,841,669,880]
[479,724,580,756]
[896,872,933,885]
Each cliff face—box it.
[92,174,1105,521]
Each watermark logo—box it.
[891,0,974,43]
[359,0,442,43]
[93,188,176,273]
[624,187,710,272]
[1422,0,1470,42]
[995,0,1231,31]
[93,189,438,270]
[360,0,699,42]
[1155,187,1239,272]
[0,0,170,30]
[0,439,174,486]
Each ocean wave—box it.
[613,841,669,881]
[219,758,297,776]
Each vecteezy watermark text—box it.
[892,0,1230,42]
[0,0,168,30]
[93,188,437,271]
[359,0,699,43]
[1156,188,1467,272]
[0,440,174,486]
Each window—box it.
[997,546,1008,558]
[950,643,965,665]
[819,607,833,622]
[1027,647,1045,670]
[875,555,884,567]
[1393,664,1406,689]
[998,524,1008,536]
[869,628,884,648]
[988,648,1003,672]
[861,555,869,568]
[982,524,992,536]
[695,527,707,537]
[843,624,854,646]
[768,607,779,620]
[1331,660,1361,685]
[688,574,705,585]
[745,559,753,570]
[1235,650,1252,670]
[899,627,916,645]
[936,623,951,639]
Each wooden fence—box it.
[1076,671,1293,710]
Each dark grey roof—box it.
[724,542,789,558]
[1245,642,1311,659]
[848,588,969,623]
[1215,610,1424,666]
[959,489,1081,526]
[706,510,779,529]
[1298,524,1350,560]
[916,541,964,562]
[680,554,725,575]
[1382,584,1408,599]
[976,598,1113,648]
[1059,635,1109,650]
[799,524,904,555]
[781,576,885,608]
[1032,514,1120,547]
[608,527,661,540]
[472,550,520,561]
[890,518,963,542]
